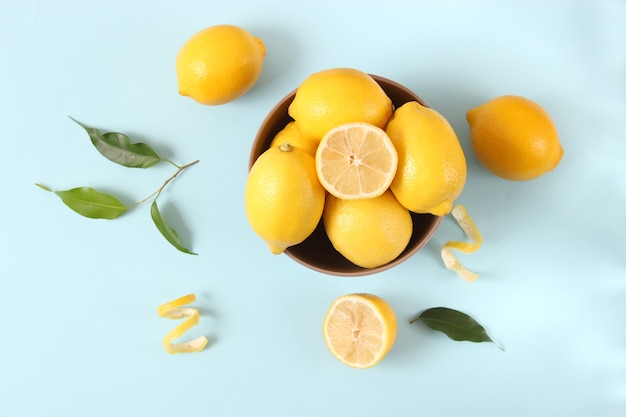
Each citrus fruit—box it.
[245,143,325,254]
[157,293,208,354]
[315,122,398,200]
[269,121,318,155]
[466,95,564,181]
[323,190,412,268]
[385,101,467,216]
[176,24,266,105]
[323,293,397,369]
[288,68,393,142]
[441,204,483,281]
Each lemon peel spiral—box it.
[441,204,483,281]
[157,293,208,354]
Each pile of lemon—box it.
[176,25,565,368]
[174,27,563,271]
[244,67,468,269]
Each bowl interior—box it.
[250,74,443,277]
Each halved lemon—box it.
[315,122,398,200]
[323,293,397,369]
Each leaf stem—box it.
[162,158,181,169]
[127,159,199,210]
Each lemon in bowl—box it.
[247,71,443,277]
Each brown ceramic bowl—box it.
[249,74,443,276]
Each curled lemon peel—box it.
[441,204,483,281]
[157,293,208,354]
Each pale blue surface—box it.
[1,1,625,416]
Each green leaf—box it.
[50,186,127,219]
[410,307,502,349]
[70,117,162,168]
[150,200,197,255]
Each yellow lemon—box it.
[466,95,564,181]
[288,68,393,142]
[245,143,325,254]
[315,122,398,200]
[176,24,266,105]
[323,293,397,369]
[323,190,412,269]
[386,101,467,216]
[269,121,318,155]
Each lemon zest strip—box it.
[441,204,483,282]
[157,293,208,354]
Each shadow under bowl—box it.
[249,74,443,277]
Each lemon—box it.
[385,101,467,216]
[269,121,318,155]
[176,24,266,105]
[466,95,564,181]
[323,293,397,369]
[245,143,325,254]
[315,122,398,200]
[288,68,393,142]
[323,190,412,268]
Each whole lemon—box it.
[466,95,564,181]
[245,143,325,254]
[288,68,393,142]
[323,190,412,269]
[176,24,266,105]
[269,121,318,156]
[386,101,467,216]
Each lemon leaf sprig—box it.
[69,117,165,168]
[410,307,503,350]
[35,184,128,219]
[36,118,198,255]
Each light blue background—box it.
[1,1,625,416]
